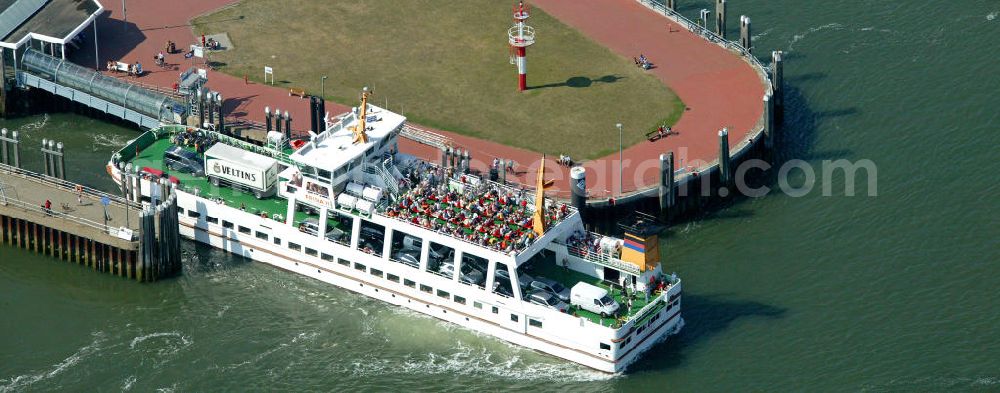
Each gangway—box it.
[15,49,187,129]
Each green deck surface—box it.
[129,139,349,232]
[525,254,664,327]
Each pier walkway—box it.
[0,163,180,281]
[0,163,139,250]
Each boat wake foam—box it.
[128,331,192,357]
[0,331,106,393]
[92,133,131,150]
[17,114,49,133]
[788,23,844,51]
[341,341,616,382]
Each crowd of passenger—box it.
[565,230,622,260]
[383,165,571,254]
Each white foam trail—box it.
[129,331,192,358]
[122,375,137,391]
[0,331,106,392]
[340,341,616,382]
[988,11,997,21]
[17,114,49,133]
[91,133,130,149]
[788,23,844,51]
[751,28,773,41]
[129,331,191,349]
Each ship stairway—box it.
[363,158,401,201]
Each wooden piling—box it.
[715,0,727,38]
[719,129,732,192]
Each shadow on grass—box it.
[626,293,787,373]
[531,75,625,90]
[150,16,246,32]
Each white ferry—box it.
[107,88,683,373]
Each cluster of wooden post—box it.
[137,178,182,281]
[0,128,22,168]
[309,96,327,133]
[0,215,140,279]
[440,146,471,175]
[40,138,66,179]
[195,88,225,133]
[265,106,292,141]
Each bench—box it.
[289,87,306,98]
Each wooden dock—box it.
[0,163,179,281]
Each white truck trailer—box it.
[204,143,279,199]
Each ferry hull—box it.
[176,216,683,373]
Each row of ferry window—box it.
[338,258,545,328]
[183,208,568,346]
[184,208,548,329]
[186,208,512,297]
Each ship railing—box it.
[623,288,668,325]
[400,123,452,150]
[560,230,642,275]
[636,0,773,93]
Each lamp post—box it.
[321,75,328,98]
[616,123,623,196]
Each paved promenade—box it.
[66,0,765,200]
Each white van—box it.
[570,282,620,318]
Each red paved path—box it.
[68,0,764,200]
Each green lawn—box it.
[191,0,683,159]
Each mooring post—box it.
[764,93,774,150]
[318,98,327,132]
[265,106,273,132]
[659,154,672,222]
[41,139,51,176]
[715,0,727,38]
[55,142,65,180]
[197,89,205,128]
[274,107,282,135]
[1,128,8,165]
[718,128,732,191]
[217,93,225,134]
[47,140,57,178]
[740,16,752,53]
[11,130,18,168]
[699,9,710,29]
[500,159,507,184]
[771,50,784,116]
[309,96,318,133]
[284,111,292,138]
[570,166,587,223]
[207,92,216,126]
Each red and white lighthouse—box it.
[509,2,535,91]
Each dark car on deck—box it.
[163,146,204,176]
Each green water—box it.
[3,0,1000,391]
